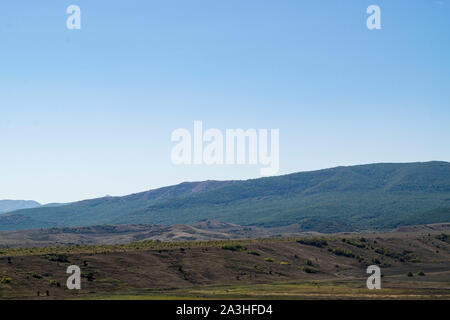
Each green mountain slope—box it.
[1,162,450,231]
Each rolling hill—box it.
[1,161,450,231]
[0,220,301,248]
[1,228,450,299]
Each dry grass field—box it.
[0,225,449,300]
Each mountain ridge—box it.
[1,161,450,231]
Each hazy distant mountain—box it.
[1,162,450,232]
[0,200,41,214]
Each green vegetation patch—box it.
[342,238,367,249]
[44,253,69,262]
[374,247,420,262]
[297,238,328,248]
[328,248,359,259]
[0,277,12,284]
[437,234,449,243]
[221,244,246,252]
[49,279,61,287]
[300,266,320,274]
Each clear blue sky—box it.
[1,0,449,203]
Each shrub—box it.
[297,239,328,248]
[408,256,421,263]
[343,238,367,249]
[247,251,260,256]
[221,244,245,252]
[49,279,58,286]
[86,272,95,281]
[265,258,274,262]
[0,277,12,284]
[44,254,69,262]
[330,248,356,258]
[300,266,319,274]
[254,265,268,273]
[407,272,413,277]
[374,247,416,261]
[417,271,425,276]
[280,261,291,265]
[437,234,449,243]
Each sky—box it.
[0,0,449,204]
